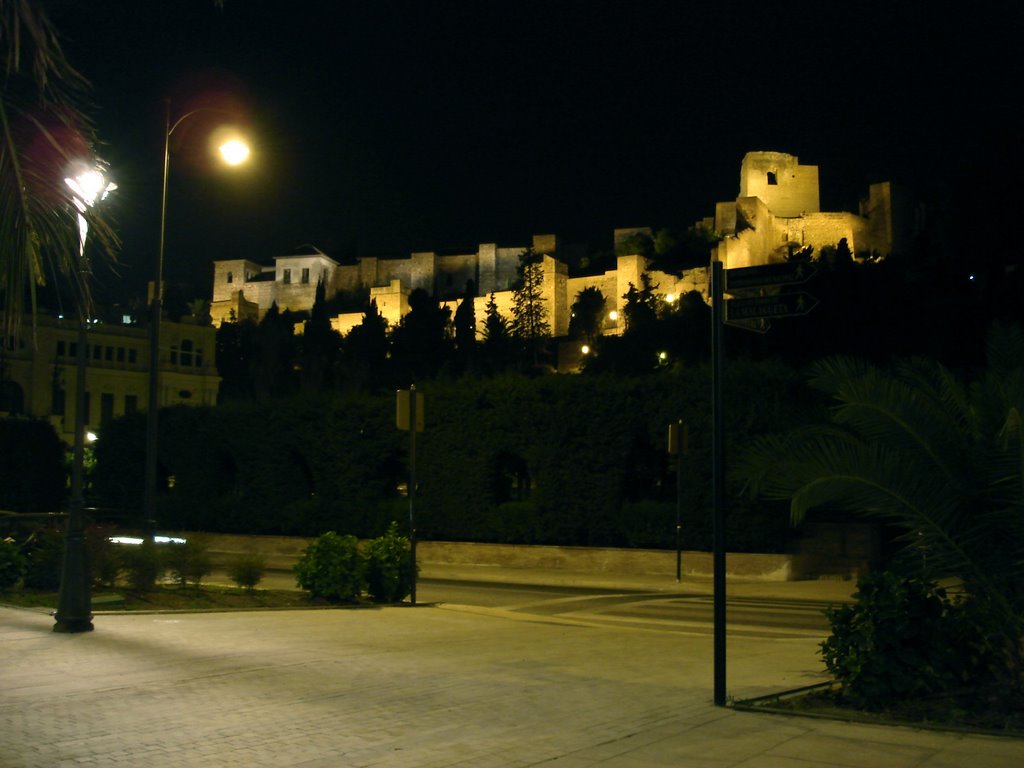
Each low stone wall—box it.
[179,533,796,581]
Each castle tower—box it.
[739,151,820,217]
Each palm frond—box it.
[1,1,119,334]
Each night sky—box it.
[49,0,1022,303]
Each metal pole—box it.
[711,259,727,706]
[675,420,683,582]
[408,384,418,605]
[143,98,172,539]
[54,310,93,632]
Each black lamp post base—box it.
[53,617,94,633]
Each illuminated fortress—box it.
[209,152,911,336]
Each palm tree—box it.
[1,1,118,334]
[739,324,1024,670]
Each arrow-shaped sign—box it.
[725,261,817,292]
[725,291,819,321]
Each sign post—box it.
[711,259,820,706]
[667,420,689,582]
[396,385,424,604]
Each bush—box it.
[85,525,121,588]
[0,537,26,592]
[226,552,267,591]
[294,532,364,602]
[163,538,213,588]
[22,528,65,590]
[120,541,164,592]
[821,571,995,709]
[364,522,415,603]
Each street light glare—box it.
[219,138,250,165]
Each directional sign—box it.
[725,292,819,321]
[725,261,816,292]
[724,317,771,334]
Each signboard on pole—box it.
[724,261,816,292]
[725,292,818,322]
[396,389,425,432]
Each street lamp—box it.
[142,100,250,537]
[54,164,116,634]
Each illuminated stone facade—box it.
[209,151,906,337]
[0,315,220,444]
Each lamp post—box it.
[142,100,250,537]
[54,166,116,634]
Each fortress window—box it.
[301,267,310,284]
[226,271,233,284]
[283,268,292,284]
[767,171,777,185]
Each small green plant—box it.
[294,531,364,602]
[21,528,64,590]
[364,522,416,603]
[85,526,121,588]
[226,552,266,591]
[821,571,994,709]
[163,538,213,588]
[120,540,164,592]
[0,537,27,592]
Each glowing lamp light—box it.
[608,310,619,321]
[658,351,668,361]
[581,344,590,355]
[665,293,677,303]
[219,138,250,165]
[86,431,98,443]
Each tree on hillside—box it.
[511,251,550,362]
[622,273,659,336]
[299,280,341,393]
[249,303,298,401]
[568,286,606,343]
[452,279,477,371]
[342,299,389,391]
[481,292,512,372]
[389,287,453,384]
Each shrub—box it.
[226,552,267,591]
[0,537,27,592]
[163,538,213,588]
[294,532,364,602]
[820,571,994,709]
[85,525,121,588]
[120,541,164,592]
[364,522,415,603]
[22,528,65,590]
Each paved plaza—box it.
[2,589,1023,767]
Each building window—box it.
[767,171,777,185]
[283,268,292,284]
[226,271,234,284]
[105,346,114,361]
[57,340,66,356]
[52,385,66,417]
[301,267,310,284]
[128,348,137,364]
[92,344,102,360]
[70,342,78,358]
[181,339,193,367]
[170,345,178,365]
[117,347,125,363]
[125,394,138,414]
[101,393,114,425]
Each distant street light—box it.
[54,164,116,633]
[143,100,250,537]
